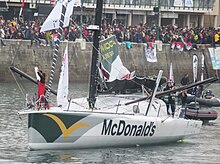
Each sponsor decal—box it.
[101,119,156,137]
[43,114,90,140]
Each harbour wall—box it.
[0,40,217,83]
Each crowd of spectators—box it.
[1,15,220,49]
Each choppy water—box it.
[0,82,220,163]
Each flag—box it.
[174,0,183,7]
[185,42,192,50]
[169,63,174,83]
[171,41,176,50]
[193,54,198,83]
[40,0,75,32]
[176,42,184,51]
[201,53,204,81]
[100,36,131,82]
[57,45,69,108]
[185,0,193,7]
[19,0,25,17]
[144,43,157,62]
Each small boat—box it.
[184,102,218,122]
[186,90,220,107]
[10,0,218,150]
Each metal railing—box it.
[0,0,214,9]
[82,0,214,9]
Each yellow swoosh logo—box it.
[43,114,90,140]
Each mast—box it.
[88,0,104,108]
[46,1,67,99]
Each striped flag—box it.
[57,45,69,108]
[19,0,25,17]
[144,43,157,62]
[40,0,75,32]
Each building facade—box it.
[0,0,218,28]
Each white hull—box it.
[20,95,202,150]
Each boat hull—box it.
[185,108,218,121]
[26,110,202,150]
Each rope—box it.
[71,20,152,91]
[9,67,26,98]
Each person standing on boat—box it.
[34,67,49,109]
[180,74,189,85]
[163,80,175,117]
[178,89,188,107]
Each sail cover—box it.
[100,35,130,82]
[40,0,76,32]
[57,45,69,107]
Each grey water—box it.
[0,82,220,163]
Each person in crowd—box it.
[1,17,220,47]
[33,31,40,47]
[163,80,176,117]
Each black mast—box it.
[88,0,104,108]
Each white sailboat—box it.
[14,0,218,150]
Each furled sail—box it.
[40,0,76,32]
[57,45,69,107]
[100,35,131,82]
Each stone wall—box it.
[0,39,217,83]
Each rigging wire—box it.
[64,4,153,108]
[70,20,151,90]
[9,68,26,99]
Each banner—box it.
[193,54,198,83]
[174,0,183,7]
[208,47,220,70]
[57,45,69,108]
[144,43,157,62]
[201,53,204,81]
[100,36,130,82]
[185,0,193,7]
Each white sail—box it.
[57,45,69,108]
[40,0,75,32]
[100,36,131,82]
